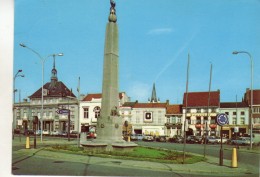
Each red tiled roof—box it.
[220,102,248,108]
[244,89,260,105]
[29,81,76,98]
[183,91,220,108]
[82,92,124,101]
[166,104,182,114]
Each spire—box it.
[50,55,58,86]
[150,83,158,103]
[109,0,117,23]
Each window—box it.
[83,107,89,118]
[241,111,245,116]
[232,118,237,125]
[167,118,170,123]
[233,112,237,116]
[93,106,101,118]
[240,117,245,125]
[49,111,53,117]
[225,112,229,115]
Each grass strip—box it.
[46,144,205,164]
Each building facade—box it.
[182,90,220,136]
[79,92,130,133]
[13,59,78,134]
[219,102,249,138]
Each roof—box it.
[122,101,168,109]
[220,102,248,108]
[183,90,220,108]
[122,102,137,107]
[82,92,124,101]
[244,89,260,105]
[133,103,167,108]
[29,81,76,98]
[166,104,182,114]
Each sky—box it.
[13,0,260,104]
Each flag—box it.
[77,77,80,93]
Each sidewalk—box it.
[12,136,258,176]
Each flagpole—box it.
[182,53,190,164]
[204,63,212,158]
[77,77,80,147]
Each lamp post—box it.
[13,69,24,139]
[20,43,63,142]
[67,96,80,147]
[232,51,254,150]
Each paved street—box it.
[10,136,260,176]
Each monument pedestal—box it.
[81,141,137,153]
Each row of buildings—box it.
[13,61,260,139]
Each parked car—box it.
[36,130,41,135]
[24,129,34,135]
[227,137,237,144]
[70,131,79,137]
[171,135,184,143]
[186,135,202,144]
[231,137,252,145]
[130,134,138,141]
[42,129,50,135]
[215,137,228,144]
[50,130,59,136]
[155,135,168,142]
[14,128,20,134]
[61,131,68,137]
[143,135,154,141]
[206,136,218,144]
[136,134,144,141]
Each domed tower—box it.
[49,55,58,88]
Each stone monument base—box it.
[81,140,138,153]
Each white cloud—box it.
[147,28,173,35]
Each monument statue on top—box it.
[109,0,117,22]
[81,0,137,152]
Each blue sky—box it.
[13,0,260,104]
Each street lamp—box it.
[66,96,80,147]
[20,43,63,142]
[232,51,254,149]
[14,70,25,103]
[13,69,24,139]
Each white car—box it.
[215,137,228,144]
[50,130,59,136]
[42,129,50,135]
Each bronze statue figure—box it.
[110,0,116,8]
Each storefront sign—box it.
[187,113,217,117]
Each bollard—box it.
[128,136,130,142]
[231,148,238,168]
[25,136,30,149]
